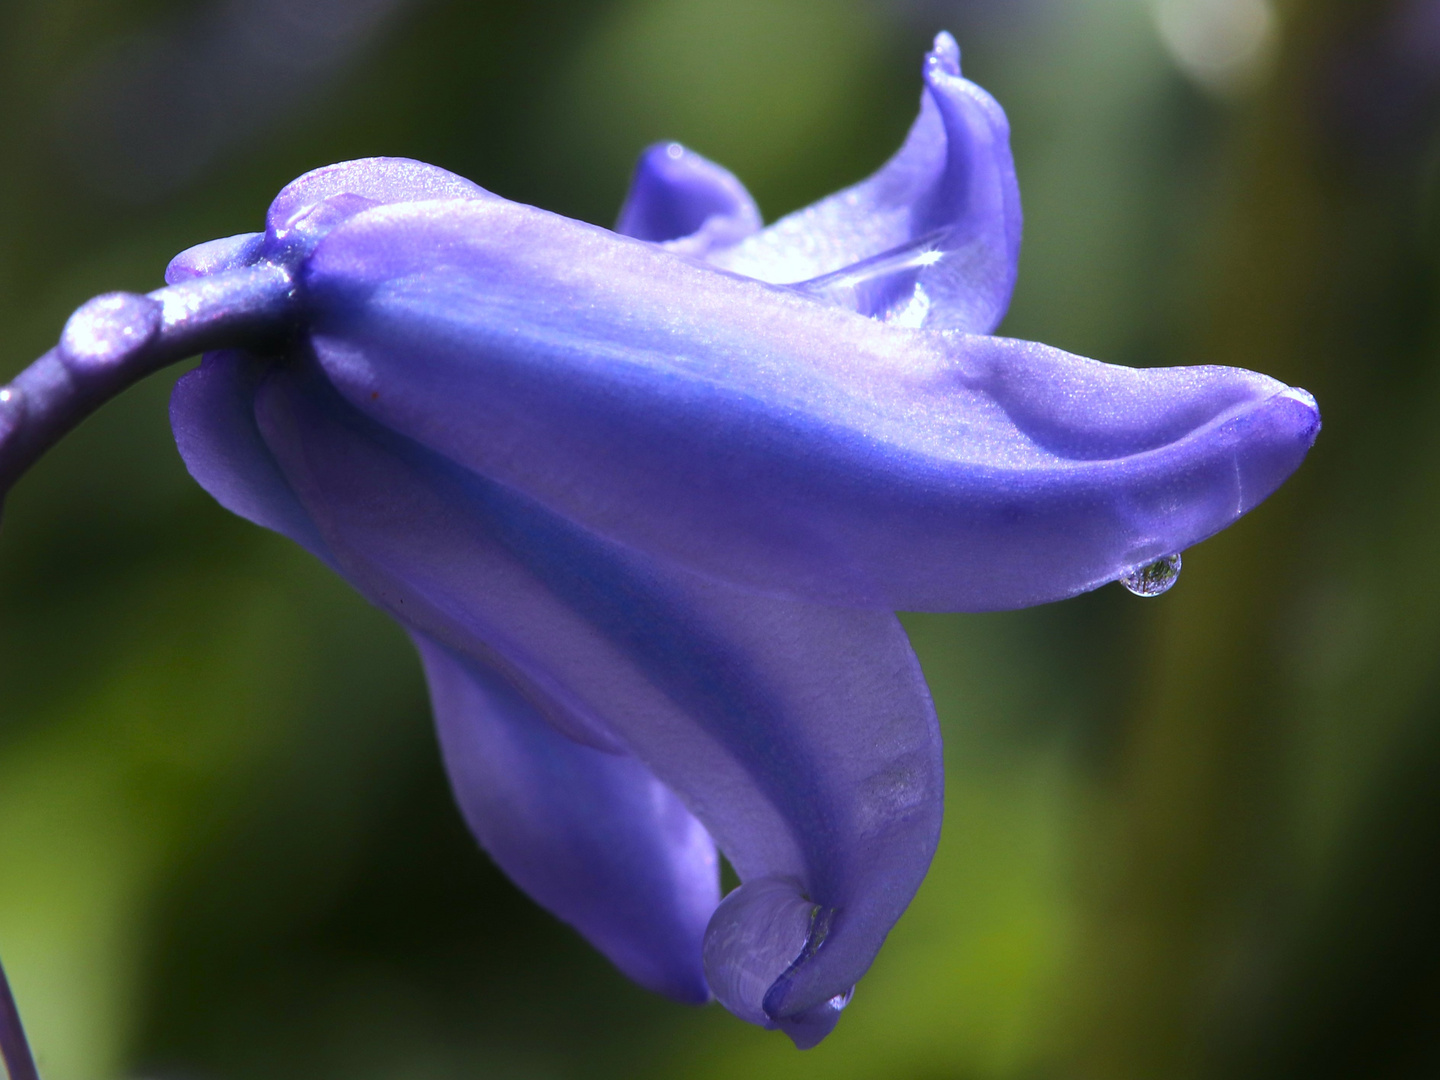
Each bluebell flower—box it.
[0,33,1318,1051]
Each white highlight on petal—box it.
[1151,0,1277,97]
[888,285,932,329]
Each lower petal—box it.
[177,354,720,1001]
[170,349,334,564]
[414,632,718,1003]
[255,362,945,1044]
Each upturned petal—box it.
[300,195,1318,612]
[615,142,763,256]
[242,360,943,1045]
[707,31,1022,333]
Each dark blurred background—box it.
[2,0,1438,1076]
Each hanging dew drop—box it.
[1120,553,1182,597]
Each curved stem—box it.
[0,261,297,506]
[0,955,38,1080]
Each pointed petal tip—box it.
[929,31,961,75]
[615,142,762,249]
[1244,382,1322,467]
[666,975,715,1007]
[702,27,1017,336]
[774,989,852,1049]
[923,33,1006,138]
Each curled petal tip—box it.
[702,877,821,1028]
[1258,385,1322,458]
[701,877,857,1047]
[714,27,1018,334]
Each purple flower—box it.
[0,33,1318,1050]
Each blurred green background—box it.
[2,0,1437,1076]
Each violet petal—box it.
[247,362,943,1043]
[170,349,333,563]
[615,142,763,257]
[175,353,720,993]
[265,157,494,239]
[709,31,1022,334]
[414,633,719,1003]
[303,196,1319,612]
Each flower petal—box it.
[174,353,719,995]
[708,32,1022,333]
[614,142,763,256]
[265,157,494,237]
[173,351,626,754]
[252,362,944,1044]
[169,349,334,564]
[165,233,265,286]
[302,196,1320,612]
[412,632,718,1003]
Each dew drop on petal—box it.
[1121,553,1182,597]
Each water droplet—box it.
[59,292,161,373]
[1121,553,1182,597]
[0,386,22,444]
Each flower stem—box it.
[0,261,296,509]
[0,955,38,1080]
